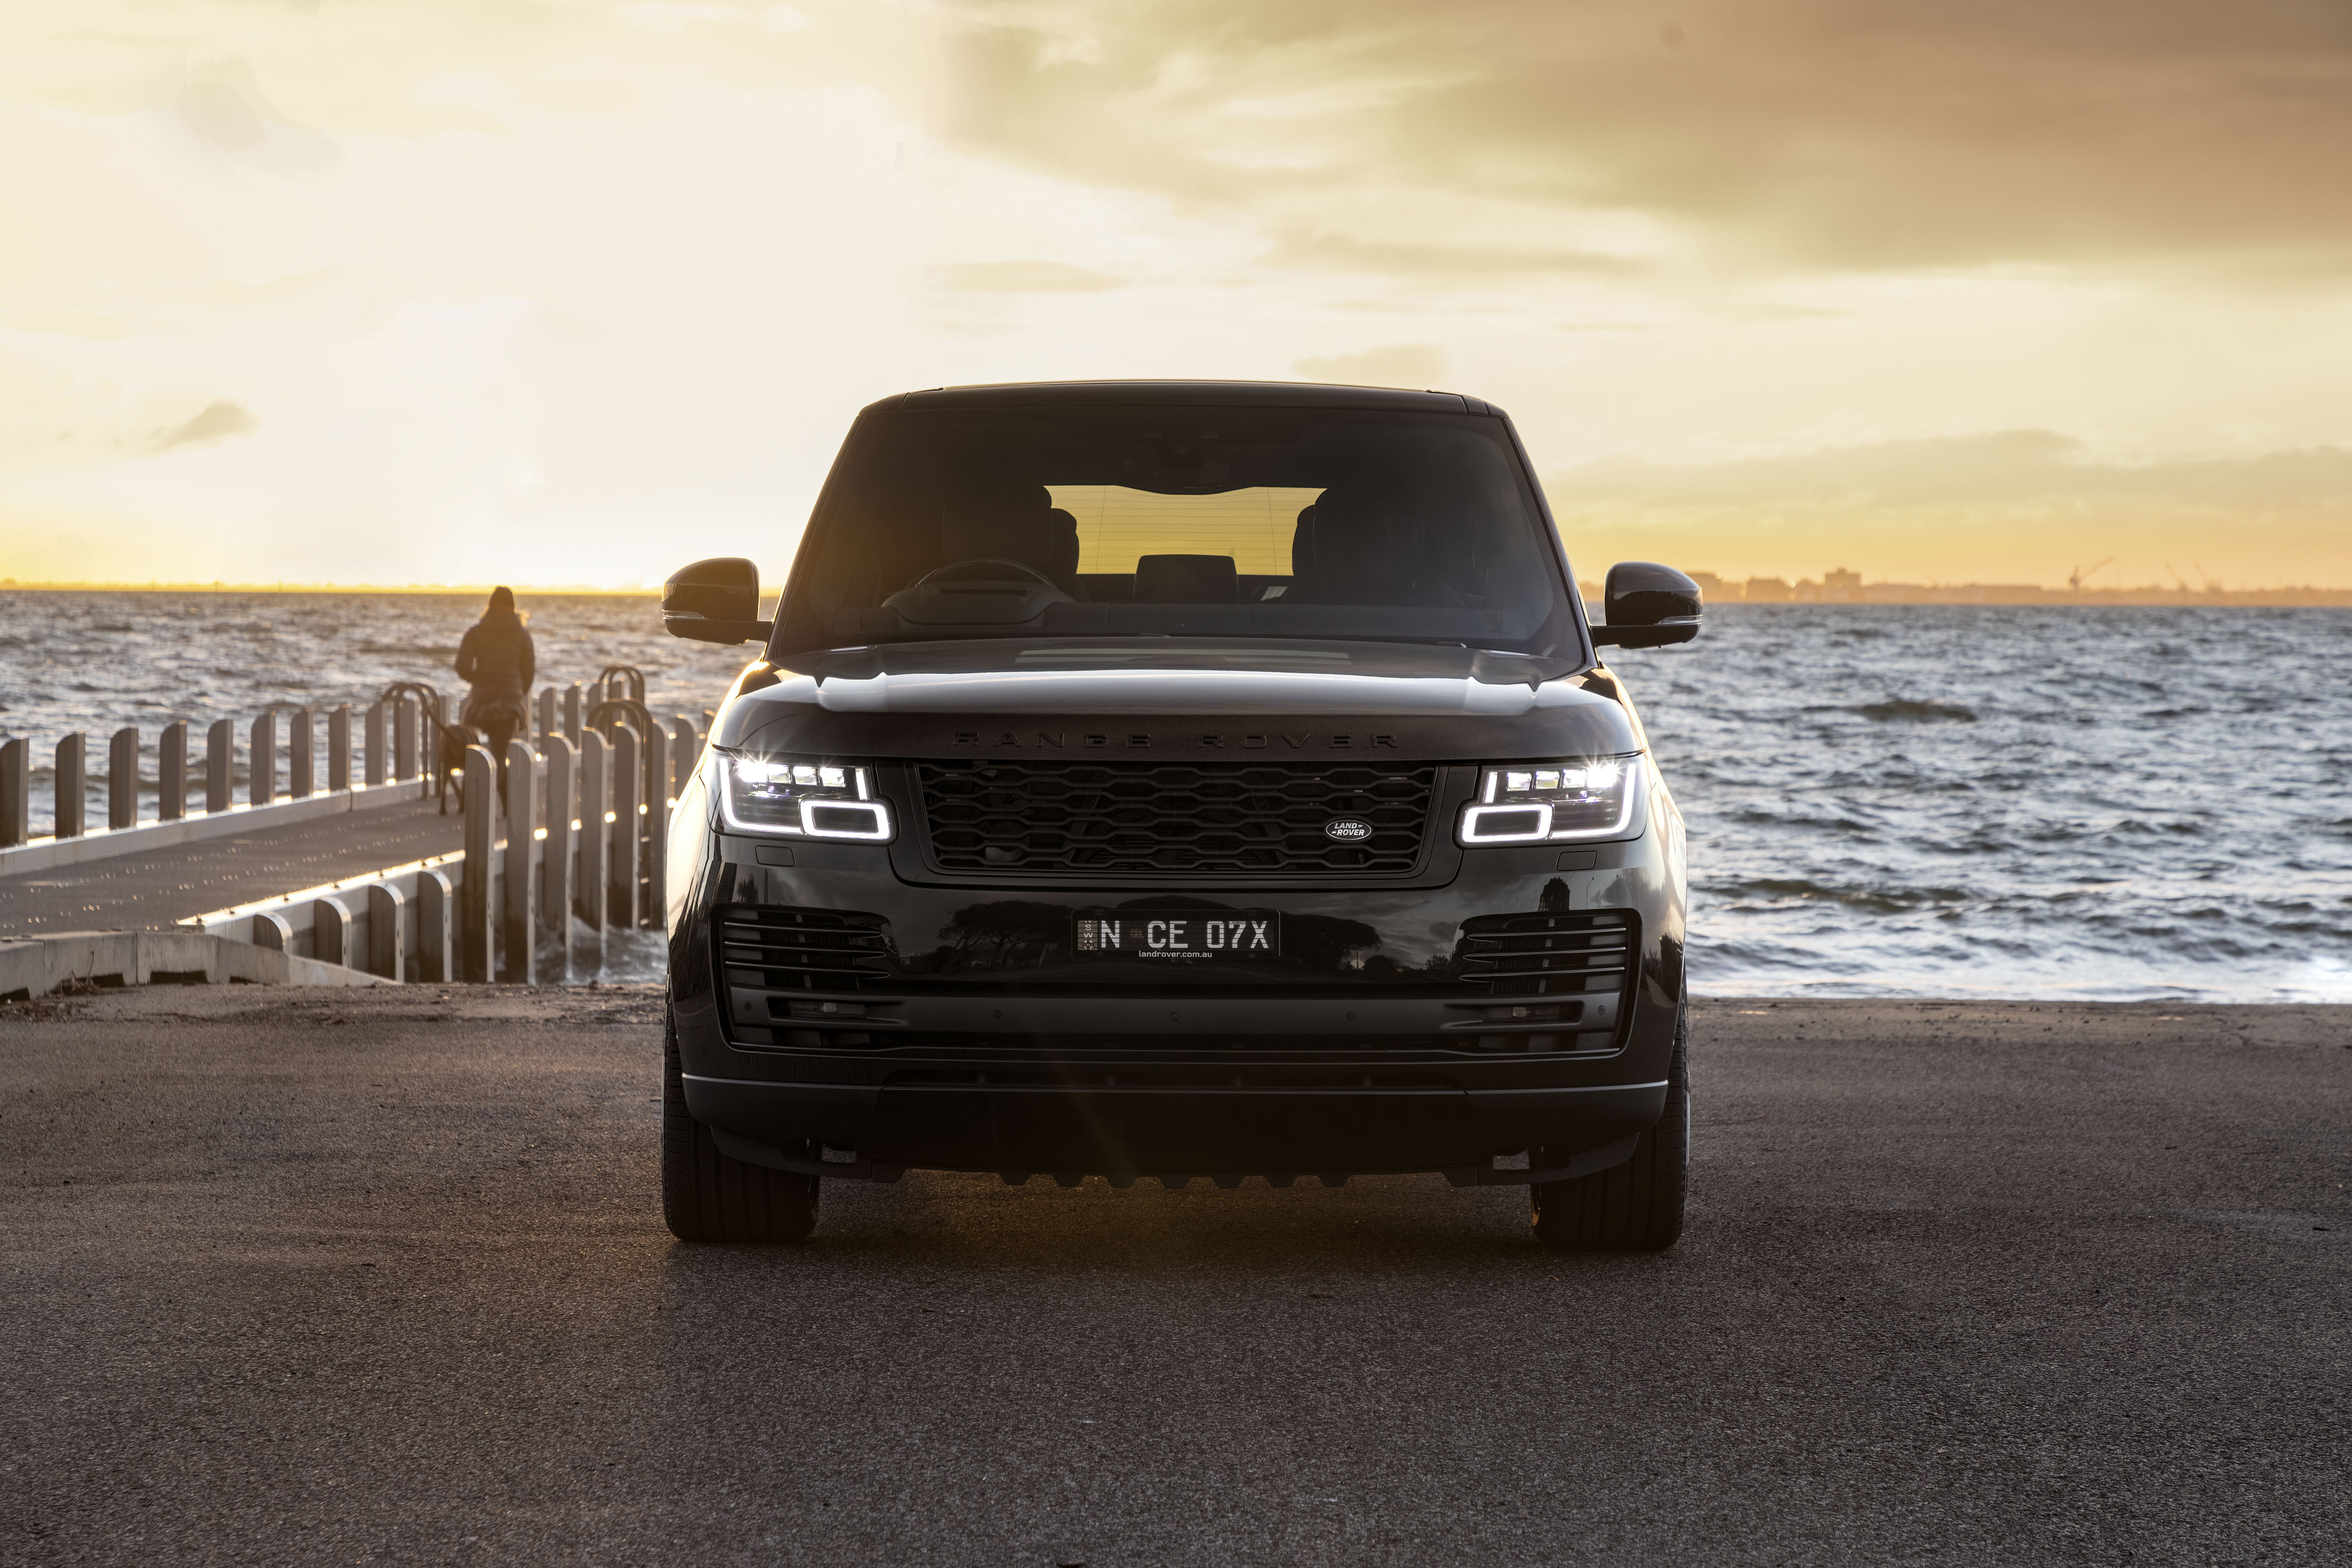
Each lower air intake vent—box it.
[716,905,891,994]
[1459,910,1636,1000]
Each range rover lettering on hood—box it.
[801,668,1548,716]
[951,729,1403,750]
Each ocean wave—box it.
[1854,699,1977,723]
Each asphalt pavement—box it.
[1,988,2346,1566]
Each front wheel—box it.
[661,1003,820,1243]
[1531,993,1688,1252]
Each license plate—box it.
[1074,909,1279,960]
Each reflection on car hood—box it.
[769,667,1569,716]
[721,640,1639,761]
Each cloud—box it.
[154,401,261,450]
[1545,431,2352,513]
[169,57,340,176]
[930,260,1126,293]
[1293,343,1445,388]
[932,0,2352,273]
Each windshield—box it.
[772,405,1580,654]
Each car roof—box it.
[874,379,1497,416]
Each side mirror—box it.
[1590,561,1702,648]
[662,557,773,645]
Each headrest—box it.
[1134,554,1239,604]
[942,483,1057,568]
[1307,487,1426,559]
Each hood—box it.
[714,639,1640,763]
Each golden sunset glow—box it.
[6,2,2352,590]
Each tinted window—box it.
[774,406,1577,653]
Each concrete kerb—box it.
[0,931,386,1002]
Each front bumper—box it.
[667,830,1686,1181]
[684,1072,1666,1186]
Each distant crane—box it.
[2163,561,2191,591]
[2067,557,2114,593]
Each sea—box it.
[3,590,2348,1003]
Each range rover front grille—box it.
[914,760,1437,876]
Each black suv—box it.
[658,381,1701,1250]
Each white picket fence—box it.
[175,679,711,986]
[0,694,447,873]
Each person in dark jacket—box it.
[454,586,536,766]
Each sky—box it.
[5,0,2352,590]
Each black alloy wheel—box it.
[1530,987,1689,1252]
[661,1003,821,1243]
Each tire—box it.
[1530,990,1689,1252]
[661,1003,821,1243]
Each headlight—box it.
[1458,756,1642,845]
[716,750,893,842]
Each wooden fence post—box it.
[248,713,276,808]
[314,897,352,968]
[55,732,86,839]
[328,706,351,792]
[609,724,640,930]
[416,869,454,983]
[368,883,406,981]
[501,738,539,985]
[459,744,498,983]
[536,686,556,744]
[563,683,583,747]
[109,726,139,830]
[395,698,418,781]
[251,909,295,953]
[671,715,699,803]
[642,718,669,929]
[288,708,314,798]
[577,729,609,960]
[364,702,386,786]
[540,734,575,984]
[0,736,27,846]
[159,722,187,821]
[206,720,233,813]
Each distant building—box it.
[1823,567,1863,602]
[1743,576,1793,602]
[1686,571,1730,601]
